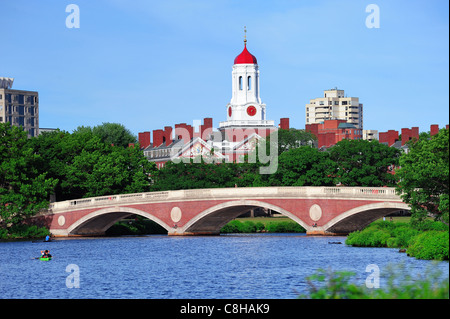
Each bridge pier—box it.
[306,229,348,236]
[168,231,220,236]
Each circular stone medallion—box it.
[58,215,66,226]
[170,207,182,223]
[309,204,322,222]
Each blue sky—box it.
[1,0,448,136]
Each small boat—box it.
[39,256,52,261]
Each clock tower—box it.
[219,28,275,140]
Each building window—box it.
[247,76,251,90]
[239,76,243,90]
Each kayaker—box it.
[45,235,50,242]
[41,250,52,258]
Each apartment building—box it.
[0,77,39,137]
[306,88,363,130]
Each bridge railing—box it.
[48,187,401,213]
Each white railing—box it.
[48,187,401,213]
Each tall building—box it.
[219,32,276,141]
[306,88,363,130]
[139,33,288,167]
[0,77,39,137]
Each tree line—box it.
[0,121,448,233]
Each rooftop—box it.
[0,77,14,89]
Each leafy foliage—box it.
[0,123,57,229]
[396,128,449,224]
[328,139,401,186]
[265,128,316,154]
[268,146,335,186]
[300,265,449,299]
[73,122,137,148]
[346,220,449,260]
[407,231,449,261]
[28,128,156,200]
[220,219,305,233]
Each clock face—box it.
[228,107,232,117]
[247,105,257,116]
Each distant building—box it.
[0,77,39,137]
[305,119,363,149]
[379,124,449,149]
[363,129,378,142]
[306,88,363,130]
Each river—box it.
[0,233,448,299]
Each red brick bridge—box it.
[37,187,409,237]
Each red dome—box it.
[234,44,257,64]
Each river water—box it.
[0,233,448,299]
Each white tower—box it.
[219,29,274,132]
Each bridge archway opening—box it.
[67,207,171,236]
[180,200,310,235]
[324,203,411,235]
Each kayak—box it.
[39,257,52,261]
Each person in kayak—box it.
[41,250,52,259]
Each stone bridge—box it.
[36,186,409,237]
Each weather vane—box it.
[244,26,247,44]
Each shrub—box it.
[0,224,50,239]
[407,231,449,261]
[265,221,305,233]
[220,219,306,233]
[220,220,246,233]
[346,228,390,247]
[300,265,449,299]
[413,220,449,232]
[392,226,419,248]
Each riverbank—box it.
[345,219,449,260]
[0,224,50,240]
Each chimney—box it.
[279,118,290,130]
[138,131,151,149]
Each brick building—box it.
[305,119,363,149]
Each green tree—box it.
[268,146,336,186]
[396,128,449,224]
[328,139,401,187]
[152,159,238,191]
[266,128,316,154]
[74,122,137,148]
[0,123,57,229]
[65,142,156,198]
[28,127,155,200]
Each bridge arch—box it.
[323,202,410,234]
[67,207,172,236]
[178,200,310,235]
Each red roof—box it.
[234,44,257,64]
